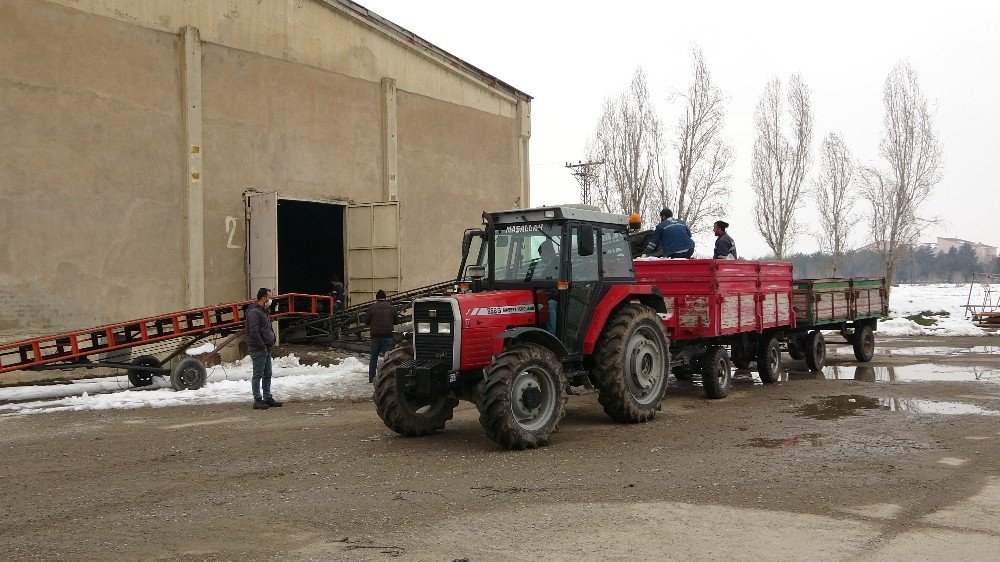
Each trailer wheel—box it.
[477,343,567,449]
[127,355,160,388]
[757,335,783,384]
[374,344,458,437]
[804,330,827,371]
[591,305,670,423]
[787,333,806,360]
[170,357,207,391]
[852,324,875,362]
[700,346,732,399]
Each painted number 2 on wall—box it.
[225,217,241,249]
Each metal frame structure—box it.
[0,294,333,387]
[965,273,1000,328]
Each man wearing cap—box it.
[642,208,695,259]
[713,220,738,259]
[365,290,397,383]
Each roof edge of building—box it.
[326,0,532,102]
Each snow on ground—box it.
[0,354,372,416]
[0,284,993,417]
[879,284,994,337]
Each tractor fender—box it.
[498,327,569,359]
[583,285,666,356]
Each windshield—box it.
[492,223,563,282]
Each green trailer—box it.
[787,277,888,370]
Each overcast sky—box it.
[361,0,1000,258]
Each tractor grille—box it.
[413,300,455,368]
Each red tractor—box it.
[374,206,791,449]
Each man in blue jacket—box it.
[245,288,281,410]
[643,208,695,258]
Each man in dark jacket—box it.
[713,220,738,259]
[245,288,281,410]
[365,290,397,383]
[643,208,695,258]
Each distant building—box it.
[936,238,998,264]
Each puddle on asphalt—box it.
[793,394,999,420]
[834,346,999,357]
[788,364,1000,384]
[746,433,828,448]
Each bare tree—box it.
[587,68,662,222]
[814,132,859,275]
[751,74,814,259]
[860,61,943,290]
[670,46,733,232]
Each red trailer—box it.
[633,259,795,397]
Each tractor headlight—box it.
[437,323,452,334]
[417,322,431,334]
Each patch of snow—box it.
[878,284,995,337]
[185,342,216,355]
[0,354,372,416]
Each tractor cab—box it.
[457,206,636,357]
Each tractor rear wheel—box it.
[127,355,160,388]
[804,330,827,371]
[756,335,783,384]
[852,324,876,362]
[374,344,458,437]
[591,305,670,423]
[700,346,732,399]
[477,343,567,449]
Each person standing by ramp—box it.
[366,290,398,383]
[245,288,282,410]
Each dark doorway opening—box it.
[277,199,344,299]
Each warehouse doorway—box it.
[245,192,400,310]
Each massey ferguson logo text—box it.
[501,224,542,233]
[470,304,537,316]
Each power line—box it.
[564,160,604,206]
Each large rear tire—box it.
[374,344,458,437]
[853,324,875,362]
[804,330,826,371]
[477,343,567,450]
[700,346,732,399]
[591,305,670,423]
[756,335,783,384]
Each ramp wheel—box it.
[127,355,160,388]
[171,357,207,391]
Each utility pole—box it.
[565,160,604,207]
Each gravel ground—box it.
[0,335,998,560]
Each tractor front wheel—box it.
[477,343,567,449]
[591,305,670,423]
[374,344,458,437]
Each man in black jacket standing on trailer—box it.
[245,288,282,410]
[713,220,738,260]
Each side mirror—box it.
[462,229,484,257]
[578,225,595,256]
[467,265,486,279]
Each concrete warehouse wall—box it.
[0,0,531,340]
[0,0,186,336]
